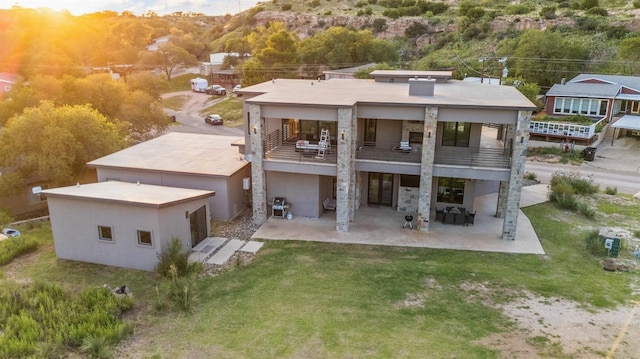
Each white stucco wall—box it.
[47,196,210,271]
[95,168,240,220]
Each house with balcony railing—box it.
[239,70,536,241]
[545,74,640,140]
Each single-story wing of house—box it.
[87,132,251,221]
[544,74,640,141]
[43,181,215,271]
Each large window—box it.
[553,97,607,116]
[137,230,153,247]
[98,226,114,242]
[441,122,470,147]
[299,120,337,142]
[437,177,465,204]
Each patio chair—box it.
[454,213,466,225]
[323,197,336,211]
[398,141,411,152]
[435,209,445,223]
[465,212,476,226]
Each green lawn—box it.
[1,198,638,358]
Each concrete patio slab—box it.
[251,185,549,255]
[207,239,245,265]
[240,241,264,253]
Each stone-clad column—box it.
[417,106,438,232]
[349,108,357,221]
[336,106,354,232]
[249,104,267,226]
[495,181,508,218]
[502,110,532,240]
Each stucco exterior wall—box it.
[95,167,242,220]
[266,172,321,218]
[47,196,210,271]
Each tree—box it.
[117,90,171,142]
[255,29,299,79]
[138,42,198,81]
[513,30,588,88]
[0,102,126,186]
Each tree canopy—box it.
[0,102,126,186]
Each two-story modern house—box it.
[240,70,536,241]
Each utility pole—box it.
[479,57,487,83]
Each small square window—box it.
[98,226,113,241]
[137,230,152,246]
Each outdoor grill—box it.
[271,197,289,218]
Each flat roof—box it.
[87,133,248,177]
[243,77,536,110]
[43,181,215,208]
[612,115,640,131]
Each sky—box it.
[0,0,262,16]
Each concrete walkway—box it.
[252,184,549,255]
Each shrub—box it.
[372,18,387,32]
[577,202,596,219]
[584,229,607,256]
[368,0,378,4]
[155,237,202,279]
[310,0,321,7]
[551,170,599,195]
[524,171,538,181]
[81,335,112,359]
[635,0,640,9]
[540,5,557,19]
[586,7,607,16]
[604,186,617,195]
[281,3,292,11]
[0,234,39,265]
[504,3,535,15]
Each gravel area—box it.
[211,208,260,241]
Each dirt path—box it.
[479,291,640,358]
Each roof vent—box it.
[409,77,436,96]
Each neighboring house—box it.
[544,74,640,140]
[87,133,251,221]
[323,63,376,80]
[43,181,215,271]
[146,35,171,51]
[0,72,17,97]
[0,169,50,220]
[200,52,238,76]
[239,70,535,241]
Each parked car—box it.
[2,227,21,237]
[233,84,242,93]
[205,85,226,96]
[204,114,223,125]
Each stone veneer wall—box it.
[397,186,419,212]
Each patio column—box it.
[417,106,438,232]
[336,106,355,232]
[502,110,532,240]
[349,109,357,221]
[495,181,508,218]
[249,104,267,226]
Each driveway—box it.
[162,91,243,137]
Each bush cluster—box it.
[0,233,39,265]
[584,229,607,256]
[549,170,599,218]
[0,282,133,358]
[154,237,202,313]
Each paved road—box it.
[525,161,639,195]
[526,135,640,195]
[162,91,243,137]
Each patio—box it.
[252,184,549,255]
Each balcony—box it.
[434,146,511,169]
[265,141,511,169]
